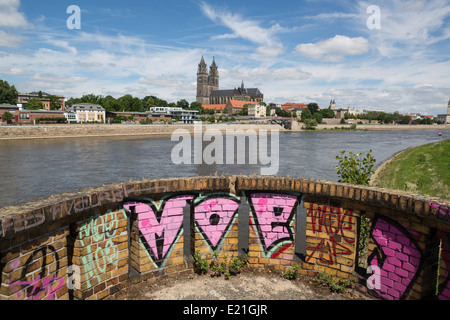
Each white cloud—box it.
[45,38,77,55]
[200,2,286,58]
[0,0,29,28]
[294,35,370,62]
[0,30,25,47]
[358,0,450,57]
[0,66,26,75]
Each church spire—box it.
[198,55,207,74]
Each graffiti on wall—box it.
[124,194,195,267]
[78,210,120,289]
[8,245,64,300]
[367,216,423,300]
[437,231,450,300]
[305,203,355,265]
[194,194,240,252]
[428,202,449,217]
[247,192,300,258]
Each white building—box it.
[65,103,106,123]
[148,106,198,123]
[437,100,450,124]
[248,103,266,118]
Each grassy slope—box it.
[371,139,450,199]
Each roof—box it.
[0,103,18,109]
[202,104,226,111]
[68,103,105,111]
[210,88,263,97]
[27,110,65,114]
[106,111,148,115]
[281,103,307,110]
[228,100,259,109]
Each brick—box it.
[393,281,407,293]
[402,262,417,273]
[383,247,395,257]
[396,251,409,261]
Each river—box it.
[0,128,448,208]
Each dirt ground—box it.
[117,268,376,300]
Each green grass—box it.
[371,139,450,199]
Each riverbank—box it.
[0,123,287,140]
[0,123,447,140]
[315,123,448,131]
[370,139,450,199]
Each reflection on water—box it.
[0,129,447,207]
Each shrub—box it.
[335,149,376,267]
[283,264,302,280]
[334,150,375,185]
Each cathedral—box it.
[196,56,264,105]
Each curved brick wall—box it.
[0,175,449,300]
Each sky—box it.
[0,0,449,115]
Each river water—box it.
[0,128,448,208]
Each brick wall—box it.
[0,176,449,300]
[303,201,358,279]
[72,209,128,300]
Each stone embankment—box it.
[0,123,447,140]
[0,123,286,140]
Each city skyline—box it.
[0,0,449,115]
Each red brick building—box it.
[17,92,66,111]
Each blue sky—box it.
[0,0,449,115]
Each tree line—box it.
[344,111,443,124]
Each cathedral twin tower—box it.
[196,56,219,105]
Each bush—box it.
[303,118,317,130]
[193,250,248,280]
[283,264,302,280]
[35,117,67,124]
[335,149,375,268]
[2,111,13,123]
[334,150,375,185]
[140,118,153,124]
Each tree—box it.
[190,101,202,110]
[26,98,44,110]
[307,103,319,115]
[177,99,189,109]
[275,107,290,117]
[80,94,102,104]
[313,112,323,124]
[300,108,312,122]
[99,95,121,112]
[321,108,335,118]
[303,118,317,130]
[46,95,62,110]
[143,95,168,109]
[0,80,18,104]
[2,111,13,123]
[118,94,134,111]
